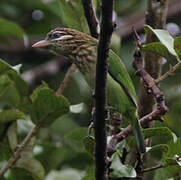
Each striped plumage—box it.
[48,28,97,74]
[32,28,145,153]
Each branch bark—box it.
[94,0,114,179]
[56,64,77,96]
[0,123,41,177]
[139,0,169,119]
[82,0,99,38]
[137,1,169,178]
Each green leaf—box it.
[82,174,95,180]
[144,25,179,61]
[147,144,169,154]
[165,155,181,166]
[0,59,29,98]
[65,128,88,152]
[143,127,176,142]
[0,75,21,106]
[59,0,89,32]
[0,109,26,124]
[82,167,95,180]
[174,36,181,57]
[0,139,12,161]
[30,81,50,102]
[161,138,181,178]
[15,138,45,180]
[142,42,176,62]
[0,59,17,75]
[0,17,27,42]
[31,89,69,126]
[7,122,17,150]
[42,0,62,18]
[109,152,136,178]
[83,136,95,156]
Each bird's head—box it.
[32,28,97,63]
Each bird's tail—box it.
[133,120,146,153]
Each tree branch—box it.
[141,164,167,173]
[82,0,99,38]
[56,64,77,96]
[0,123,41,177]
[155,62,181,84]
[138,0,169,118]
[94,0,114,179]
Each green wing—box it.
[108,50,137,107]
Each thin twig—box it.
[82,0,99,38]
[0,123,41,177]
[155,62,181,84]
[141,164,167,173]
[94,0,114,179]
[56,64,77,96]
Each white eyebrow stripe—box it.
[52,31,66,34]
[53,35,73,41]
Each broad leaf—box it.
[0,109,26,124]
[143,127,176,142]
[0,59,28,98]
[0,75,21,106]
[109,152,136,178]
[0,18,27,44]
[144,25,180,62]
[162,138,181,178]
[146,144,169,155]
[30,81,50,102]
[65,128,88,152]
[15,138,45,180]
[142,42,176,63]
[7,122,17,150]
[31,89,69,126]
[83,136,95,156]
[174,36,181,57]
[59,0,89,32]
[82,167,95,180]
[42,0,62,18]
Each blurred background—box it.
[0,0,181,179]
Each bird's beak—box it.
[32,40,50,48]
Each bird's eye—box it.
[52,32,62,39]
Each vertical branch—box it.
[138,0,169,179]
[94,0,114,179]
[139,0,169,118]
[82,0,99,38]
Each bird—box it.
[32,27,145,153]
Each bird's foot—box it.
[88,108,95,136]
[88,106,122,136]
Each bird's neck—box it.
[67,44,97,89]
